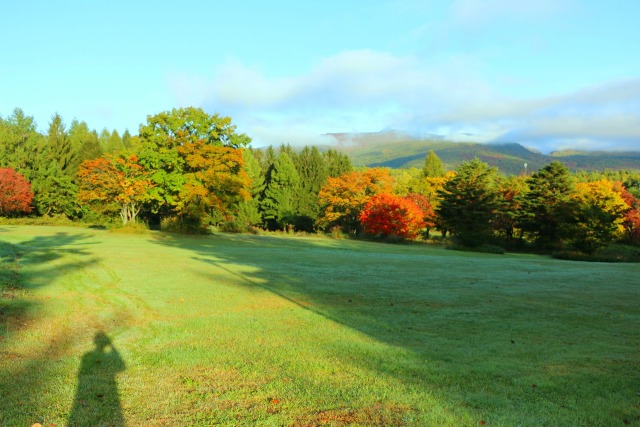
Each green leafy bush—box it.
[160,216,210,234]
[110,221,150,234]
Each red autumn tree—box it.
[618,184,640,242]
[405,193,436,235]
[0,167,34,216]
[318,168,394,234]
[77,153,154,225]
[360,193,425,240]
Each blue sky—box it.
[1,0,639,152]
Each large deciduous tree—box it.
[176,140,250,223]
[0,168,34,216]
[437,158,498,246]
[136,107,251,224]
[77,154,153,225]
[139,107,251,149]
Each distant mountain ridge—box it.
[324,131,640,175]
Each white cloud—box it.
[167,50,640,152]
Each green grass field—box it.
[1,226,638,426]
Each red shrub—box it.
[360,193,425,239]
[0,168,34,216]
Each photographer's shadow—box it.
[68,331,126,426]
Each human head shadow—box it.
[68,331,126,427]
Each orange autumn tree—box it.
[360,193,425,239]
[318,168,393,234]
[404,192,436,236]
[176,140,251,221]
[77,153,153,225]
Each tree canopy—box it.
[437,158,498,246]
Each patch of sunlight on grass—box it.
[1,226,638,426]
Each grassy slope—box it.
[1,226,639,426]
[342,139,640,174]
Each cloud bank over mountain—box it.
[170,52,640,153]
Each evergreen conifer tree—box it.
[437,158,498,246]
[422,150,445,177]
[260,152,300,230]
[324,149,352,177]
[518,161,574,248]
[104,130,124,153]
[46,113,76,176]
[294,146,328,229]
[122,129,132,149]
[236,149,265,227]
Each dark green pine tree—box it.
[104,130,124,153]
[324,149,352,177]
[46,113,76,176]
[122,129,133,149]
[236,149,265,227]
[98,128,111,152]
[422,150,445,177]
[0,108,43,180]
[294,146,328,230]
[262,145,278,178]
[278,143,298,164]
[260,152,300,230]
[68,120,103,171]
[31,113,81,217]
[518,161,575,248]
[437,158,499,246]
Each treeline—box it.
[1,107,640,258]
[0,108,133,218]
[0,107,352,232]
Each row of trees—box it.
[437,159,640,253]
[0,108,133,218]
[2,107,640,253]
[0,107,352,232]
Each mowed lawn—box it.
[0,226,638,426]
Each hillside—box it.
[326,132,640,174]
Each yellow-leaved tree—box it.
[569,179,630,253]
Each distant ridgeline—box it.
[328,134,640,175]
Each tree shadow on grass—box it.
[0,230,103,425]
[150,232,640,425]
[1,231,100,332]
